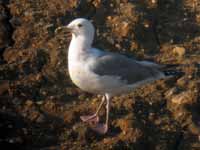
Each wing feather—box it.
[90,52,164,84]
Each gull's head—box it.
[66,18,95,40]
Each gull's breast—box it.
[68,61,132,96]
[68,62,101,94]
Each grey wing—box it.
[90,52,165,84]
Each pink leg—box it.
[80,114,99,124]
[91,94,110,134]
[80,96,105,124]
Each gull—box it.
[56,18,182,134]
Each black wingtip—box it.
[163,70,184,76]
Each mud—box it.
[0,0,200,149]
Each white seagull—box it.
[56,18,182,134]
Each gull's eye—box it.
[77,23,83,28]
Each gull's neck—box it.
[71,34,92,50]
[68,34,94,62]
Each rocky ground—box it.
[0,0,200,149]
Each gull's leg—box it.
[80,96,105,123]
[91,94,110,134]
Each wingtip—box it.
[163,70,184,76]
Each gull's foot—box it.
[80,115,99,124]
[91,123,108,134]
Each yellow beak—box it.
[55,26,72,33]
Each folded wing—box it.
[90,51,165,85]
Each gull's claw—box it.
[80,115,99,124]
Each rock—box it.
[0,80,9,95]
[36,113,46,123]
[176,77,188,87]
[188,123,200,135]
[0,4,12,49]
[63,110,76,124]
[72,123,92,142]
[170,91,193,105]
[29,110,40,121]
[116,118,133,134]
[164,87,179,99]
[25,99,34,107]
[172,46,186,57]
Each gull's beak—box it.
[55,25,72,34]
